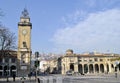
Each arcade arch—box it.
[70,64,74,71]
[89,64,94,73]
[107,64,109,73]
[84,64,88,73]
[100,64,104,73]
[78,64,83,74]
[95,64,99,73]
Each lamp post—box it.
[6,62,9,82]
[29,51,32,82]
[6,52,10,82]
[35,51,39,82]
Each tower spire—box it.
[21,8,29,17]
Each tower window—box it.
[23,41,26,47]
[94,58,98,61]
[11,58,16,63]
[5,58,9,63]
[24,20,26,23]
[23,61,25,63]
[0,58,2,63]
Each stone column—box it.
[83,64,84,73]
[88,64,89,74]
[109,63,112,73]
[74,64,78,72]
[93,64,95,74]
[98,64,101,73]
[104,64,107,73]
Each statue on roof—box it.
[22,8,29,17]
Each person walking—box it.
[12,73,16,81]
[38,78,40,83]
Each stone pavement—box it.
[0,73,120,83]
[62,73,120,83]
[0,77,36,83]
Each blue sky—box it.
[0,0,120,54]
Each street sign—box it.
[21,66,27,70]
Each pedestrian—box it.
[37,78,40,83]
[12,73,16,81]
[28,73,31,78]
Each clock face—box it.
[22,29,27,35]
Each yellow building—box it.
[61,49,120,75]
[48,59,58,74]
[17,8,32,76]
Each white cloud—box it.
[61,10,88,27]
[52,9,120,53]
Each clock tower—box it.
[17,8,32,76]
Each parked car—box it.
[66,70,73,75]
[73,72,80,75]
[80,72,85,75]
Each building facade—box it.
[61,49,120,75]
[0,51,17,77]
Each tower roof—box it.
[21,8,29,18]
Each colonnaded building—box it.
[60,49,120,75]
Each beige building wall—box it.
[61,49,120,75]
[48,59,58,73]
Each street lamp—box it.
[6,52,10,82]
[6,59,9,82]
[29,51,32,82]
[35,51,39,82]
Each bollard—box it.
[56,76,62,83]
[40,79,43,83]
[115,72,117,78]
[20,76,26,83]
[53,79,56,83]
[48,76,53,83]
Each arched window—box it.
[0,58,2,63]
[70,64,74,71]
[11,65,16,70]
[11,58,16,63]
[0,66,2,70]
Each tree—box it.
[0,26,16,82]
[0,26,16,51]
